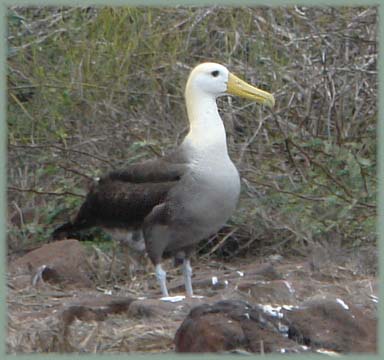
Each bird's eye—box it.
[211,70,220,77]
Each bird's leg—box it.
[155,263,169,297]
[183,258,193,297]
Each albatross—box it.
[53,62,274,298]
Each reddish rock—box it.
[175,301,247,352]
[285,298,377,353]
[9,239,93,288]
[175,300,302,353]
[175,298,377,354]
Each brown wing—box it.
[82,179,177,228]
[52,178,177,239]
[56,153,187,233]
[52,150,189,239]
[99,151,186,184]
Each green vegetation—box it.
[7,7,377,261]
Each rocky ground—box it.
[7,240,378,354]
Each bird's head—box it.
[186,62,275,108]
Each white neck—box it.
[183,87,228,154]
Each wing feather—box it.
[84,180,176,228]
[100,152,187,184]
[73,153,188,229]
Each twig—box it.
[9,92,35,122]
[9,143,114,166]
[8,186,85,198]
[57,164,94,180]
[11,201,25,227]
[238,117,265,165]
[204,227,238,258]
[287,138,354,198]
[244,177,326,202]
[129,132,163,157]
[11,28,68,53]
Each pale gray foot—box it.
[155,263,169,297]
[183,258,193,297]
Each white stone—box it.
[160,295,185,302]
[336,298,349,310]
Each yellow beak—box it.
[227,73,275,108]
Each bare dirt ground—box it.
[7,240,378,354]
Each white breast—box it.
[178,151,241,234]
